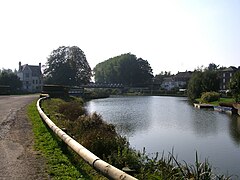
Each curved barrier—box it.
[37,97,137,180]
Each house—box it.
[17,61,43,92]
[161,71,192,90]
[161,76,175,90]
[219,66,237,91]
[174,71,192,88]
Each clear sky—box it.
[0,0,239,75]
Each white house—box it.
[17,61,43,92]
[161,71,192,90]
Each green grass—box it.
[196,97,235,106]
[27,100,93,180]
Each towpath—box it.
[0,95,48,179]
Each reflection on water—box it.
[85,96,240,177]
[191,109,218,136]
[229,115,240,146]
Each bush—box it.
[200,91,220,103]
[58,101,85,121]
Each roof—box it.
[174,71,192,81]
[221,66,237,72]
[19,64,42,76]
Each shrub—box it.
[58,101,85,121]
[200,91,220,103]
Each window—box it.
[25,73,29,78]
[223,78,225,83]
[33,80,35,84]
[230,73,232,77]
[223,73,225,77]
[36,80,38,84]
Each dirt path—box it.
[0,95,49,180]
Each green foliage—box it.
[229,71,240,102]
[93,53,153,86]
[200,92,220,103]
[84,89,110,99]
[206,63,219,71]
[58,101,86,121]
[0,69,22,93]
[188,70,220,101]
[44,46,92,86]
[154,71,172,85]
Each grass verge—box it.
[196,97,235,106]
[27,100,106,180]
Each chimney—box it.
[19,61,21,71]
[39,63,42,72]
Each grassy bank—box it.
[32,97,232,179]
[196,97,235,106]
[27,100,107,179]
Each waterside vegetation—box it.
[29,96,232,179]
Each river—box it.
[85,96,240,178]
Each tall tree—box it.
[187,70,219,101]
[44,46,92,86]
[206,63,219,71]
[229,71,240,102]
[93,53,153,86]
[0,69,22,92]
[154,71,172,85]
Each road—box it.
[0,95,48,179]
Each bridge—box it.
[69,83,124,96]
[80,83,124,89]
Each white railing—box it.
[37,97,137,180]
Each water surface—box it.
[86,96,240,177]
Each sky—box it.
[0,0,239,75]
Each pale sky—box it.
[0,0,239,75]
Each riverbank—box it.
[194,97,240,115]
[195,97,235,106]
[35,96,232,179]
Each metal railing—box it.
[36,97,137,180]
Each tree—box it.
[93,53,153,86]
[187,70,219,101]
[229,71,240,102]
[0,69,22,93]
[154,71,172,85]
[44,46,92,86]
[206,63,219,71]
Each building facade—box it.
[219,66,238,91]
[161,71,192,90]
[17,61,43,92]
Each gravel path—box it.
[0,95,49,180]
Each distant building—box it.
[219,66,238,91]
[17,61,43,92]
[161,71,192,90]
[161,76,175,90]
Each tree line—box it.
[1,46,239,102]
